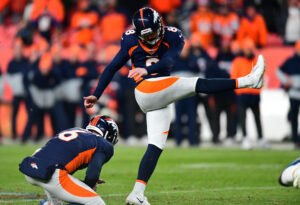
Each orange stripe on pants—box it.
[136,77,179,94]
[59,170,98,197]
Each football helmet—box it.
[86,115,119,145]
[132,7,164,47]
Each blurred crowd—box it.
[0,0,299,148]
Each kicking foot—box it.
[238,54,266,89]
[126,191,150,205]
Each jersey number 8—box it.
[167,27,178,32]
[125,29,135,35]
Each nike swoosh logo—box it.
[136,197,144,204]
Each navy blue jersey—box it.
[33,128,114,174]
[20,128,114,188]
[93,26,184,98]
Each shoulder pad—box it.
[121,29,138,48]
[164,26,184,42]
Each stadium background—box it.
[0,0,299,145]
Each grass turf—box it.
[0,145,300,204]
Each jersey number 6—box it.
[58,130,87,142]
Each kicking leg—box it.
[126,106,172,205]
[135,55,265,113]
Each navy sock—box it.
[195,78,236,94]
[137,144,162,183]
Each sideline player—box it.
[19,115,118,205]
[279,157,300,188]
[84,7,266,205]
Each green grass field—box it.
[1,145,300,205]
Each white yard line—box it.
[0,186,281,203]
[180,163,282,169]
[0,199,42,204]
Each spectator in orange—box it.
[29,0,64,41]
[236,4,268,48]
[213,4,239,46]
[149,0,181,16]
[190,0,215,49]
[230,38,267,149]
[0,0,10,23]
[0,0,28,23]
[0,0,9,12]
[70,0,99,45]
[99,0,128,44]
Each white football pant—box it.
[135,76,198,149]
[25,169,106,205]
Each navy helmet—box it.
[132,7,164,47]
[86,115,119,145]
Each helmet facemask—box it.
[138,26,162,46]
[132,7,164,48]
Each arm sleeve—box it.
[92,45,130,99]
[145,31,184,74]
[84,151,107,188]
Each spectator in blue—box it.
[22,52,67,143]
[190,34,218,144]
[58,45,83,128]
[171,41,200,146]
[6,39,30,140]
[206,40,237,146]
[80,44,99,127]
[277,40,300,149]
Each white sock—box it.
[133,181,146,194]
